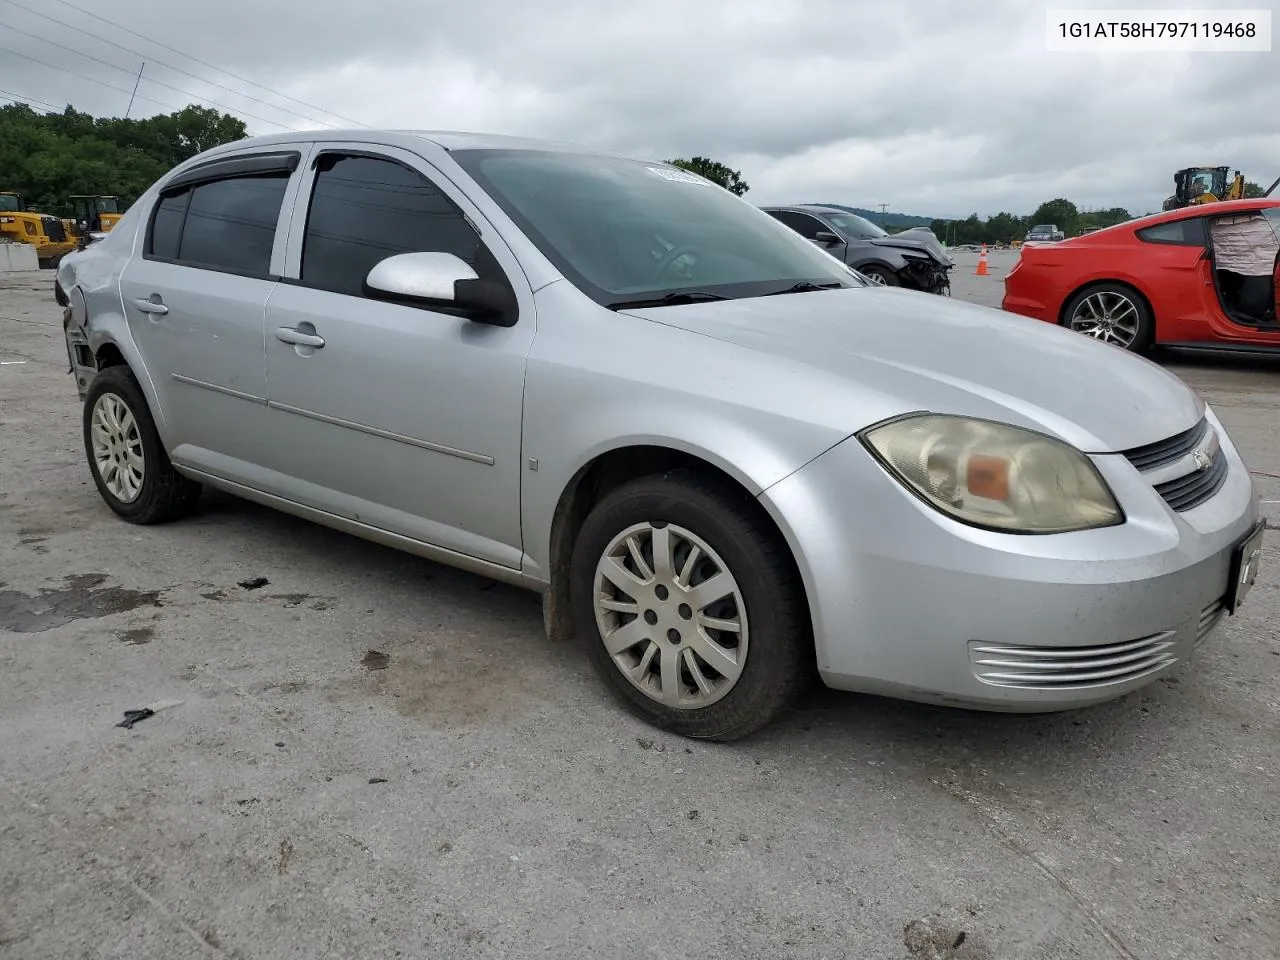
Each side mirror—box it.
[364,251,517,326]
[814,231,842,245]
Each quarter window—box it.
[146,172,290,276]
[1136,218,1206,245]
[300,153,491,298]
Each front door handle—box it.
[274,326,325,348]
[134,298,168,315]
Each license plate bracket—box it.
[1226,521,1266,614]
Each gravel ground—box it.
[1,256,1277,960]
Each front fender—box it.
[517,283,852,580]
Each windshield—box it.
[823,211,889,240]
[0,194,20,213]
[451,149,862,305]
[99,197,120,213]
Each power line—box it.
[2,0,360,130]
[0,7,325,130]
[0,40,302,131]
[32,0,370,129]
[0,86,63,112]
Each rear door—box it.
[118,148,311,481]
[259,143,535,569]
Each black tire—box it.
[1061,283,1154,354]
[857,263,899,286]
[569,468,813,741]
[83,365,202,524]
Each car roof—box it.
[180,129,643,163]
[760,204,850,215]
[1139,197,1280,225]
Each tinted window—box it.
[768,210,824,239]
[149,191,188,260]
[301,154,487,298]
[147,173,289,274]
[823,211,888,239]
[178,175,289,274]
[1137,217,1206,245]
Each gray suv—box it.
[55,131,1263,741]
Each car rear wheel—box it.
[1062,283,1153,353]
[83,366,202,524]
[569,469,812,741]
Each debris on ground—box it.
[114,698,183,730]
[361,650,390,671]
[237,577,270,590]
[368,777,388,784]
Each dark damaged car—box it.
[761,203,953,294]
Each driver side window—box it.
[300,153,502,298]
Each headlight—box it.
[860,414,1123,534]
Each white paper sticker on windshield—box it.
[646,166,713,185]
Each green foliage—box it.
[930,204,1134,244]
[1243,180,1267,198]
[0,102,247,216]
[666,156,750,196]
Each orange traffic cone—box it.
[975,244,989,276]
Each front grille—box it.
[1121,415,1230,512]
[969,632,1177,689]
[1152,446,1228,511]
[42,217,66,242]
[1122,417,1210,471]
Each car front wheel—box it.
[569,469,812,741]
[83,365,202,524]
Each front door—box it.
[118,149,306,482]
[261,145,534,569]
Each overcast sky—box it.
[2,0,1277,218]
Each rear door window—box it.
[146,171,291,276]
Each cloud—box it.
[2,0,1275,218]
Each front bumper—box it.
[759,407,1260,711]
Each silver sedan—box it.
[57,131,1265,741]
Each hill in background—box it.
[805,203,934,230]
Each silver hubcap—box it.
[864,270,886,285]
[90,394,145,503]
[1069,291,1140,347]
[593,521,748,709]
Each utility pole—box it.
[126,62,145,118]
[878,203,889,224]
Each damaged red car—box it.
[1002,198,1280,355]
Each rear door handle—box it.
[134,298,168,315]
[274,326,325,348]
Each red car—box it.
[1003,198,1280,355]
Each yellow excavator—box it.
[0,190,79,267]
[1162,166,1245,211]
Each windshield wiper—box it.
[605,291,731,310]
[762,281,846,296]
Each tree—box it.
[665,156,750,196]
[0,102,248,214]
[1243,180,1268,198]
[1029,198,1079,235]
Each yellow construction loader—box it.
[69,195,124,233]
[1162,166,1245,211]
[0,190,78,267]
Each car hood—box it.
[866,229,953,265]
[621,287,1204,453]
